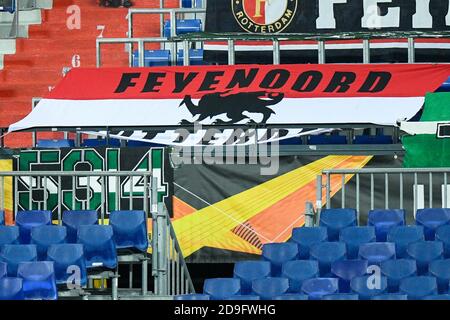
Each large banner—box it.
[9,65,450,132]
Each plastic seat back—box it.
[62,210,98,243]
[331,260,368,293]
[323,294,359,300]
[0,226,20,246]
[368,209,405,241]
[340,226,376,259]
[272,294,308,300]
[281,260,319,292]
[423,294,450,300]
[0,262,6,279]
[387,226,425,258]
[0,277,24,300]
[252,277,289,300]
[436,225,450,258]
[358,242,396,265]
[400,276,438,300]
[109,210,148,252]
[350,275,388,300]
[310,242,346,276]
[407,241,443,274]
[174,294,210,300]
[0,245,37,276]
[371,294,408,300]
[381,259,417,292]
[233,261,271,294]
[47,244,87,287]
[30,225,67,260]
[301,278,339,300]
[17,261,57,300]
[429,259,450,294]
[320,208,357,241]
[290,227,327,259]
[262,242,298,276]
[15,210,52,244]
[416,208,450,240]
[203,278,240,300]
[225,295,260,300]
[77,225,117,269]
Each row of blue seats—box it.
[36,139,160,148]
[132,49,205,67]
[163,19,202,38]
[280,135,394,146]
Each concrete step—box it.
[0,39,15,54]
[0,24,28,38]
[0,9,42,25]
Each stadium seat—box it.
[0,210,4,225]
[339,226,376,259]
[301,278,339,300]
[428,259,450,294]
[81,138,121,147]
[423,294,450,300]
[233,261,271,294]
[109,210,148,252]
[368,209,406,241]
[350,275,388,300]
[36,139,75,148]
[407,241,444,275]
[62,210,98,243]
[163,19,202,37]
[380,259,417,293]
[47,244,87,287]
[290,226,327,259]
[399,276,438,300]
[252,277,289,300]
[281,260,319,292]
[371,294,408,300]
[416,208,450,240]
[436,225,450,258]
[0,0,15,13]
[308,135,347,145]
[30,225,67,260]
[225,295,260,300]
[0,245,37,276]
[203,278,240,300]
[77,225,117,269]
[261,242,298,276]
[358,242,396,265]
[15,210,52,244]
[177,49,205,66]
[181,0,202,7]
[0,262,6,279]
[17,261,57,300]
[0,278,24,300]
[331,260,368,293]
[174,294,210,300]
[353,135,393,145]
[322,294,359,300]
[132,50,171,67]
[272,294,308,300]
[387,226,425,258]
[310,242,346,276]
[0,226,20,245]
[319,208,357,241]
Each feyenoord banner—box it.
[8,64,450,132]
[204,0,450,64]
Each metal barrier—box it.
[316,168,450,226]
[0,170,195,299]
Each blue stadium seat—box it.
[30,226,67,260]
[0,245,37,276]
[15,210,52,244]
[310,242,346,276]
[301,278,339,300]
[319,208,357,241]
[132,50,171,67]
[350,275,388,300]
[358,242,396,265]
[17,261,57,300]
[252,277,289,300]
[0,278,24,300]
[0,1,15,13]
[47,244,87,287]
[400,276,438,300]
[0,262,6,279]
[233,261,271,294]
[81,138,121,147]
[322,294,359,300]
[163,19,202,37]
[423,294,450,300]
[290,227,327,259]
[0,210,4,225]
[380,259,417,293]
[308,135,347,145]
[177,49,205,66]
[407,241,444,275]
[0,226,20,245]
[262,242,298,276]
[368,209,405,241]
[109,210,148,252]
[273,294,308,300]
[387,226,425,258]
[36,139,75,148]
[371,294,408,300]
[436,225,450,258]
[353,135,393,145]
[203,278,240,300]
[281,260,319,292]
[225,295,260,300]
[331,260,368,293]
[428,259,450,294]
[77,225,117,269]
[339,226,376,259]
[127,140,156,147]
[62,210,98,243]
[416,208,450,240]
[181,0,202,7]
[174,294,210,300]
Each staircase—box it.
[0,0,178,148]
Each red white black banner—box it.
[9,64,450,132]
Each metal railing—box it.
[316,168,450,226]
[0,170,195,298]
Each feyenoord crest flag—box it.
[9,64,450,132]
